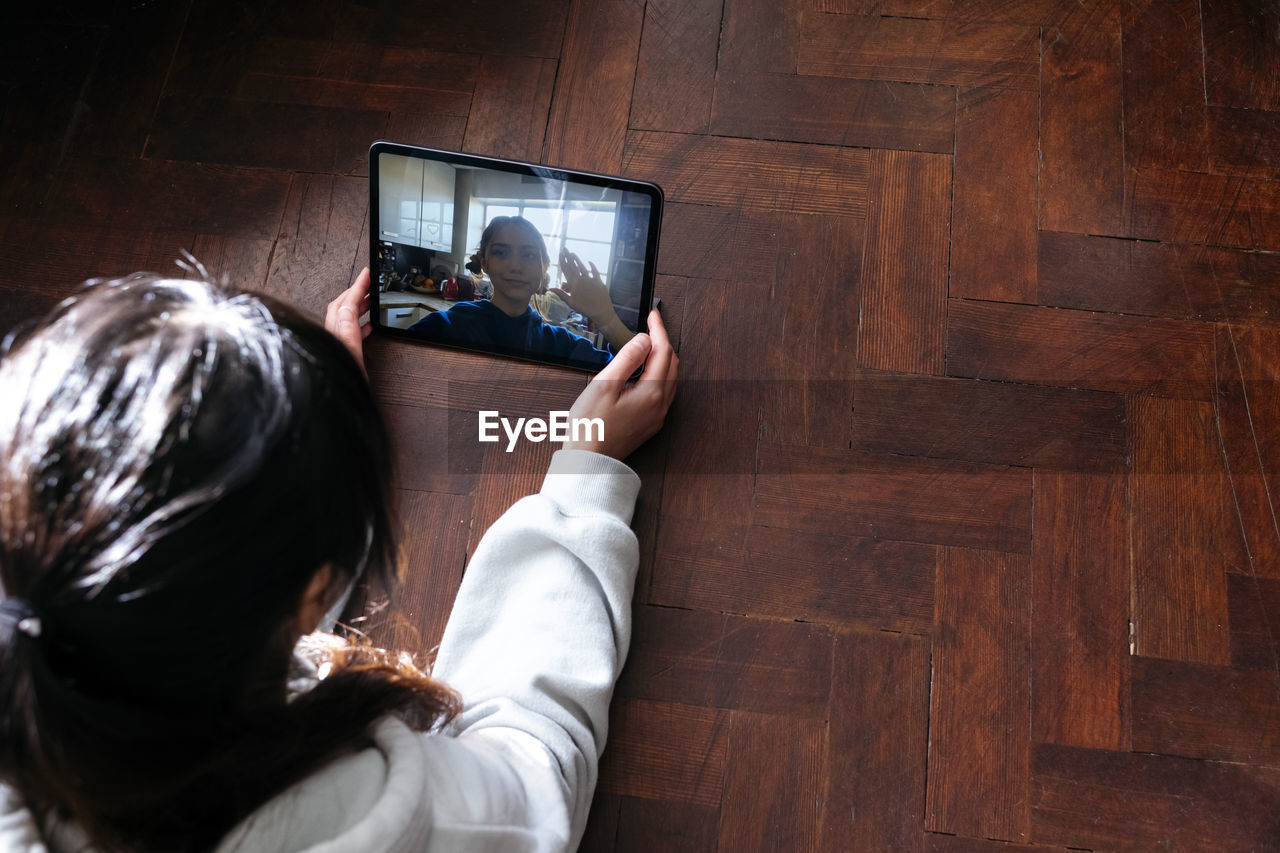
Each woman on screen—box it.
[407,216,635,367]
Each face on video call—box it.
[375,152,653,369]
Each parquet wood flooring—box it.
[2,0,1278,849]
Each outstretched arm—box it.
[550,248,635,352]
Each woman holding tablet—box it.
[0,261,677,851]
[408,215,636,367]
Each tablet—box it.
[369,142,663,373]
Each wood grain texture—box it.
[147,95,383,174]
[1038,231,1280,325]
[798,12,1039,90]
[1228,573,1280,670]
[718,0,799,72]
[710,72,957,154]
[1031,743,1280,850]
[946,299,1216,395]
[717,712,824,852]
[614,797,719,852]
[65,0,191,160]
[616,606,833,716]
[367,489,473,659]
[759,213,864,448]
[755,443,1032,553]
[1202,0,1280,111]
[1122,0,1210,174]
[623,131,872,217]
[1039,15,1124,235]
[821,631,930,852]
[262,173,366,319]
[543,0,643,172]
[852,371,1128,472]
[1131,656,1280,766]
[651,518,937,633]
[927,547,1031,843]
[462,55,557,162]
[598,700,730,808]
[47,158,293,241]
[950,87,1038,303]
[1032,473,1130,750]
[857,149,951,374]
[1128,168,1280,252]
[1130,395,1240,664]
[1214,324,1280,579]
[630,0,721,133]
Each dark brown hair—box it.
[0,265,458,850]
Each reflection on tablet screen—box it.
[371,144,661,372]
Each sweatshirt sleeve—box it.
[429,448,642,852]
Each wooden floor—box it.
[4,0,1280,849]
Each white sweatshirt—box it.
[0,449,642,852]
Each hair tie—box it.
[0,598,43,639]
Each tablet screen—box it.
[369,142,663,373]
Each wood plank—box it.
[719,0,799,73]
[630,0,721,133]
[945,299,1216,396]
[1228,572,1280,670]
[875,0,1120,27]
[240,38,479,93]
[1130,395,1240,665]
[48,158,292,241]
[718,712,824,852]
[578,792,622,853]
[710,72,956,155]
[654,204,740,279]
[651,518,937,633]
[754,443,1032,553]
[820,631,929,852]
[950,87,1038,303]
[857,150,951,374]
[1031,743,1280,850]
[852,371,1128,472]
[543,0,643,173]
[236,72,471,116]
[0,26,107,215]
[615,797,719,852]
[190,235,274,293]
[1131,656,1280,766]
[262,173,366,319]
[1214,324,1280,579]
[1121,0,1209,174]
[623,131,871,217]
[1202,0,1280,111]
[615,606,833,717]
[760,213,864,448]
[461,55,557,162]
[797,12,1039,90]
[1039,15,1124,235]
[1038,232,1280,326]
[65,0,190,159]
[1031,472,1130,750]
[364,489,472,659]
[0,219,196,312]
[598,699,729,808]
[146,95,383,175]
[1204,105,1280,182]
[1128,168,1280,252]
[926,547,1031,843]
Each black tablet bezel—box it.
[368,141,663,373]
